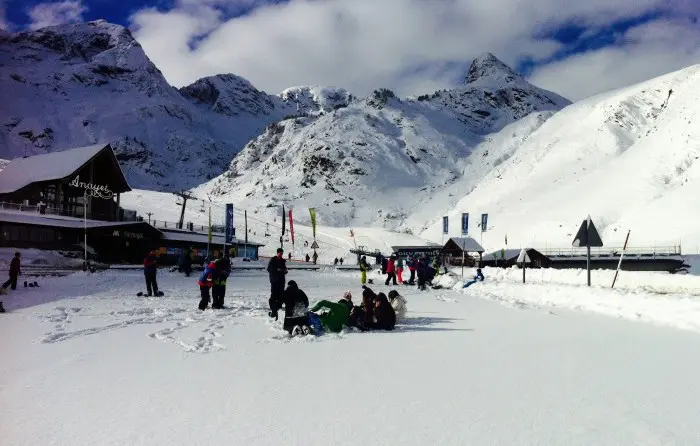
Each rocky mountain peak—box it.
[463,52,521,86]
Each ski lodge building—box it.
[0,144,263,263]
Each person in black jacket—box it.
[282,280,310,334]
[178,247,193,277]
[372,292,396,330]
[2,252,20,290]
[267,248,288,320]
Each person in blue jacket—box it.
[198,261,218,310]
[463,268,485,288]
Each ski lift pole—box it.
[611,230,631,289]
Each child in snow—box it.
[282,280,310,335]
[396,258,404,284]
[463,268,485,288]
[198,261,217,310]
[388,290,407,322]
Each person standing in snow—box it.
[339,258,344,265]
[305,253,310,262]
[282,280,310,335]
[388,290,407,322]
[416,257,427,291]
[396,257,404,284]
[143,250,160,296]
[408,256,417,284]
[385,255,397,286]
[2,252,21,290]
[312,251,318,265]
[334,258,339,266]
[267,248,288,320]
[360,256,368,285]
[212,256,231,309]
[198,260,217,310]
[178,247,193,277]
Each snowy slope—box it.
[195,54,569,227]
[120,189,434,262]
[422,65,700,251]
[0,21,352,189]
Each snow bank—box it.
[459,266,700,333]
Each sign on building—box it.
[481,213,488,232]
[69,175,114,199]
[443,216,449,234]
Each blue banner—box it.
[461,213,469,235]
[442,216,448,234]
[481,213,488,232]
[225,203,234,243]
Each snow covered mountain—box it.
[195,54,569,228]
[421,64,700,251]
[0,21,352,189]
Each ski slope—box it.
[422,65,700,253]
[2,268,700,445]
[120,189,434,262]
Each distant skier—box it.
[267,248,288,320]
[143,250,160,296]
[339,258,344,265]
[312,251,318,265]
[305,253,310,262]
[282,280,310,335]
[396,257,404,284]
[288,252,292,260]
[360,255,368,285]
[334,258,339,266]
[385,255,397,286]
[2,252,20,291]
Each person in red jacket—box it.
[2,252,20,290]
[384,255,397,286]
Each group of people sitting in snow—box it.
[270,282,408,336]
[266,247,408,335]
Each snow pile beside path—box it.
[461,267,700,333]
[0,248,84,269]
[484,266,700,296]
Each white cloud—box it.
[129,0,697,100]
[528,17,700,101]
[0,0,10,31]
[28,0,87,31]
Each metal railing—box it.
[538,245,682,258]
[0,201,139,222]
[147,219,226,233]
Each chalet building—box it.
[0,144,263,264]
[481,248,551,268]
[441,237,485,266]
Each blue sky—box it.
[2,0,698,100]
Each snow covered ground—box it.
[3,267,700,445]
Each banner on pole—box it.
[208,207,213,243]
[244,210,248,245]
[225,203,234,243]
[461,213,469,235]
[309,208,317,239]
[442,216,448,234]
[281,205,286,235]
[481,213,488,232]
[289,209,295,245]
